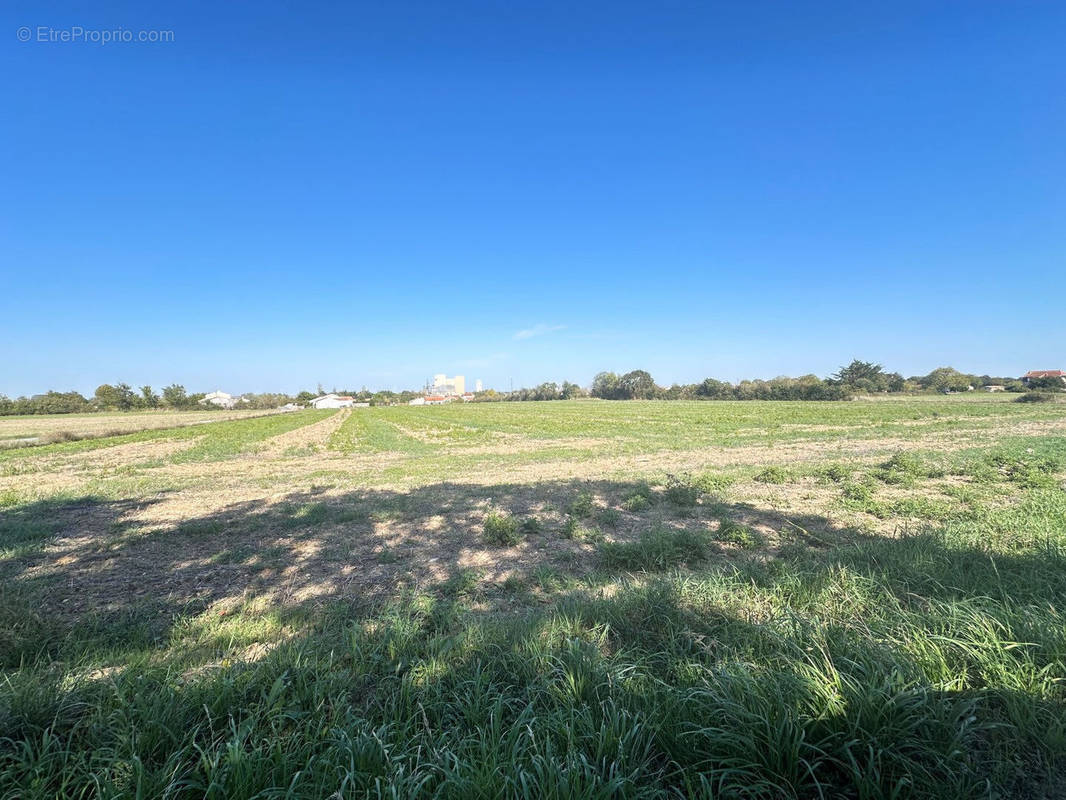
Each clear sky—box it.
[3,1,1064,396]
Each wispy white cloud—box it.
[513,323,567,341]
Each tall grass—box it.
[2,489,1064,797]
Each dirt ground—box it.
[5,403,1063,624]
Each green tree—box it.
[140,385,160,408]
[94,383,137,410]
[618,370,658,400]
[921,367,974,393]
[591,372,620,399]
[1025,376,1065,392]
[833,360,883,384]
[35,391,91,414]
[695,378,734,400]
[560,381,584,399]
[162,384,190,409]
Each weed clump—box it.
[754,466,788,485]
[567,491,595,518]
[713,519,762,549]
[621,483,655,512]
[664,476,700,507]
[518,517,543,536]
[600,527,710,570]
[563,516,602,541]
[820,463,851,483]
[876,452,932,485]
[986,453,1061,489]
[597,508,621,528]
[693,471,735,493]
[288,502,331,526]
[439,568,481,598]
[842,481,874,504]
[622,494,651,512]
[483,510,521,546]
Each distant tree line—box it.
[502,382,586,402]
[581,362,1034,401]
[1,361,1054,415]
[0,383,306,416]
[588,370,851,401]
[495,361,1040,403]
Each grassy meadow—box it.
[1,397,1065,798]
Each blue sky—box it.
[3,1,1063,396]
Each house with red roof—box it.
[1021,370,1066,386]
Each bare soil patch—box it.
[257,409,348,456]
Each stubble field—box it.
[2,397,1065,798]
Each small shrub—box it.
[1015,392,1058,403]
[600,527,710,571]
[754,466,788,484]
[483,510,521,545]
[566,491,595,518]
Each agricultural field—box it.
[2,397,1065,797]
[0,408,288,449]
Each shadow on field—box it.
[2,474,1064,652]
[4,479,820,614]
[2,479,1065,798]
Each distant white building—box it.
[310,393,356,409]
[408,397,426,406]
[431,374,465,396]
[202,391,237,409]
[475,379,483,392]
